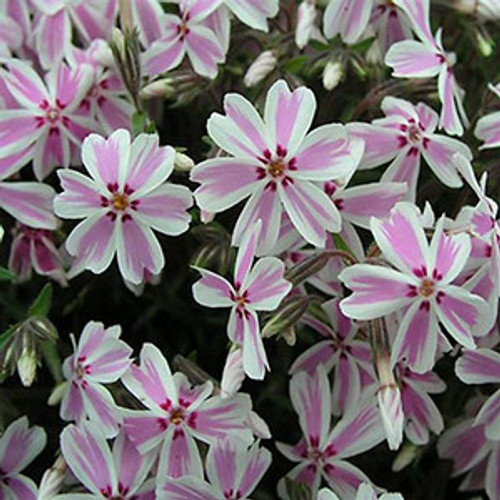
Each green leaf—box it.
[0,267,15,281]
[29,284,53,317]
[282,55,308,74]
[283,478,311,500]
[0,323,19,349]
[131,112,148,137]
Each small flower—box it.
[53,129,193,284]
[244,50,277,87]
[193,220,292,379]
[0,416,46,500]
[59,321,133,437]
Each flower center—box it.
[112,193,130,211]
[408,124,422,143]
[170,408,185,425]
[268,159,285,178]
[418,278,435,298]
[101,183,139,222]
[256,145,297,190]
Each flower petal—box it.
[192,268,234,308]
[385,40,442,78]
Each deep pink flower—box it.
[142,0,226,79]
[60,423,155,499]
[8,224,66,286]
[348,96,472,201]
[60,321,133,438]
[0,416,46,500]
[159,439,271,499]
[122,343,253,479]
[193,220,292,379]
[339,202,488,373]
[53,129,193,285]
[385,0,468,135]
[277,366,384,498]
[192,79,364,253]
[0,59,96,180]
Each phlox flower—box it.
[122,343,253,479]
[60,423,155,499]
[224,0,279,31]
[68,40,135,135]
[290,298,375,416]
[60,321,133,438]
[456,348,500,440]
[0,59,96,180]
[339,202,488,373]
[277,366,384,498]
[475,83,500,149]
[30,0,117,69]
[53,129,193,285]
[0,416,46,500]
[319,482,404,500]
[193,220,292,379]
[192,79,364,253]
[438,417,499,500]
[385,0,468,135]
[159,438,271,499]
[348,96,472,201]
[0,0,30,55]
[8,224,66,286]
[142,0,226,79]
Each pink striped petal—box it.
[160,477,219,500]
[205,439,237,493]
[60,378,85,423]
[3,476,37,500]
[225,0,278,31]
[290,367,331,449]
[3,60,49,108]
[131,0,165,46]
[71,1,116,42]
[456,348,500,385]
[122,343,178,410]
[96,95,134,135]
[371,202,429,276]
[0,110,42,158]
[36,9,71,68]
[60,422,117,495]
[33,127,71,180]
[264,80,316,156]
[385,41,442,78]
[143,34,186,76]
[192,268,234,308]
[237,443,272,496]
[244,257,291,310]
[323,0,371,44]
[339,265,414,320]
[393,0,434,43]
[294,126,363,180]
[0,417,46,474]
[0,181,56,229]
[235,220,261,288]
[185,25,225,79]
[81,382,121,437]
[332,354,361,416]
[438,66,466,136]
[122,410,167,453]
[242,309,268,380]
[289,341,336,374]
[323,460,372,499]
[486,442,500,500]
[475,111,500,149]
[380,147,421,202]
[476,390,500,441]
[279,180,340,247]
[135,184,192,236]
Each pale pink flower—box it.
[142,0,226,79]
[348,96,472,201]
[193,221,292,379]
[277,366,384,498]
[60,423,155,499]
[30,0,117,69]
[122,343,253,479]
[385,0,468,135]
[159,438,271,499]
[68,40,135,135]
[192,79,364,253]
[0,59,96,180]
[60,321,133,438]
[8,224,66,286]
[438,418,499,500]
[224,0,279,31]
[339,202,488,373]
[289,298,375,416]
[0,416,46,500]
[323,0,373,44]
[53,129,192,285]
[456,348,500,441]
[475,83,500,149]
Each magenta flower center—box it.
[170,408,185,425]
[418,277,435,298]
[101,183,139,222]
[256,145,297,190]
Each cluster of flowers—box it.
[0,0,500,499]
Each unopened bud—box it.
[323,61,344,91]
[247,410,272,439]
[476,30,494,56]
[448,0,500,19]
[38,455,67,500]
[296,1,318,50]
[244,50,277,87]
[174,152,195,172]
[17,347,38,387]
[392,442,420,472]
[111,28,126,59]
[285,252,331,286]
[262,295,309,339]
[140,79,175,99]
[221,347,245,398]
[48,381,68,406]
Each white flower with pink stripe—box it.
[192,79,364,254]
[53,129,193,285]
[192,220,292,380]
[339,202,488,373]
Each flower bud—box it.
[17,346,38,387]
[262,295,308,339]
[174,152,195,172]
[220,347,245,398]
[448,0,500,19]
[392,442,420,472]
[247,410,272,439]
[38,455,67,500]
[140,78,176,99]
[323,61,344,91]
[285,252,331,285]
[296,1,318,49]
[48,381,68,406]
[244,50,277,87]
